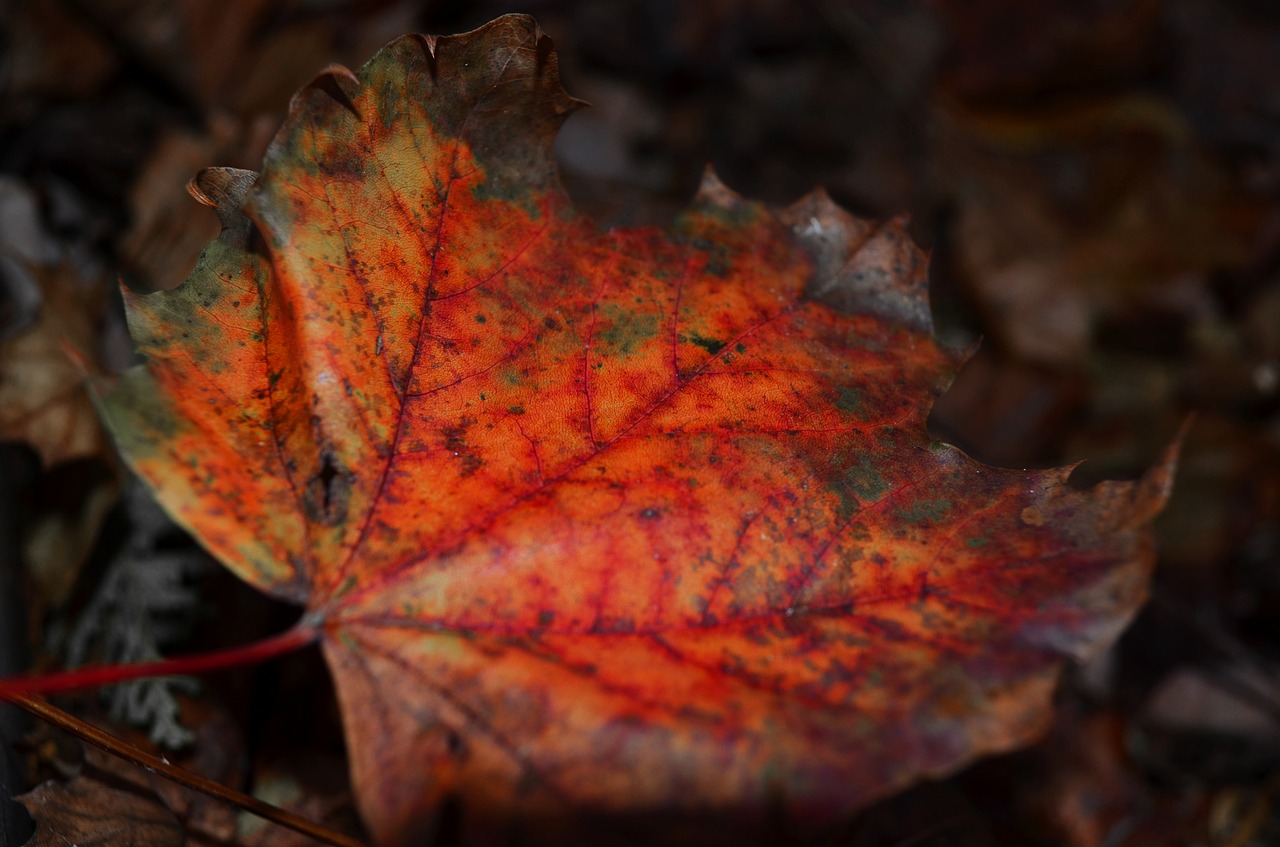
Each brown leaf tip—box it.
[693,166,746,209]
[303,64,362,119]
[185,167,258,243]
[410,32,439,77]
[783,192,933,335]
[187,167,256,214]
[1126,419,1189,527]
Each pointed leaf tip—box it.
[1126,420,1188,527]
[306,65,363,118]
[692,166,744,209]
[187,167,257,231]
[409,33,438,76]
[783,193,933,334]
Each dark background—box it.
[2,1,1279,845]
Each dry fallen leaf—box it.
[0,255,121,613]
[100,15,1175,845]
[0,263,106,468]
[16,751,184,847]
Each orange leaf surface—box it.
[102,15,1175,845]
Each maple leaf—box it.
[96,15,1174,845]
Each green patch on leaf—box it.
[895,498,952,525]
[687,333,726,356]
[829,452,891,520]
[597,304,661,356]
[835,387,863,415]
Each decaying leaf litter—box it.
[2,1,1280,847]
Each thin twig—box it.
[9,693,368,847]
